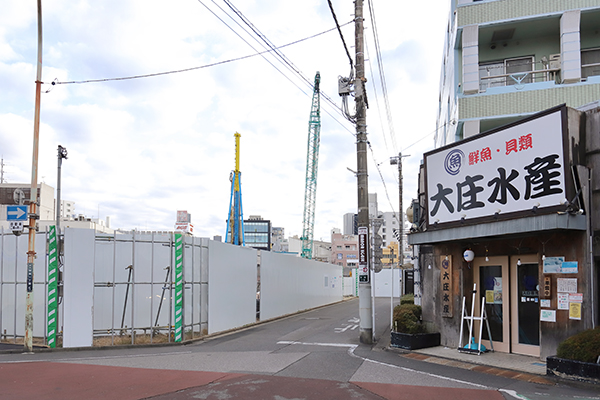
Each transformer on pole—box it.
[225,132,244,246]
[301,72,321,259]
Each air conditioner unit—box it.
[549,53,561,70]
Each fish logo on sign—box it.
[444,149,464,176]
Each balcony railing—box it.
[479,67,560,92]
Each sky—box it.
[0,0,450,241]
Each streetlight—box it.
[56,145,68,237]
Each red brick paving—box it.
[0,361,508,400]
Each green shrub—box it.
[393,303,424,334]
[556,327,600,363]
[400,294,415,305]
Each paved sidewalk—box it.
[0,361,506,400]
[410,345,547,375]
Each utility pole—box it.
[390,153,409,268]
[25,0,43,353]
[355,0,373,344]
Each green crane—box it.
[301,72,321,259]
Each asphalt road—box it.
[1,297,598,400]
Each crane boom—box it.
[301,72,321,259]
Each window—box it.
[582,48,600,79]
[479,56,534,90]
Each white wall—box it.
[372,269,401,298]
[63,228,95,347]
[207,240,257,334]
[1,228,350,345]
[0,228,54,338]
[260,251,342,320]
[343,275,358,296]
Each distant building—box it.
[342,213,357,235]
[244,215,271,251]
[271,227,288,252]
[288,235,330,261]
[330,229,358,276]
[368,193,378,220]
[0,183,115,234]
[56,200,76,219]
[0,182,55,224]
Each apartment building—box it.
[436,0,600,146]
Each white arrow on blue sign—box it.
[7,205,28,221]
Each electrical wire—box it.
[216,0,349,130]
[367,0,397,154]
[199,0,355,135]
[327,0,354,71]
[367,141,398,223]
[326,0,356,123]
[47,24,345,86]
[365,40,390,154]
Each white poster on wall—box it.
[540,309,556,322]
[425,107,566,225]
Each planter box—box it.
[391,331,440,350]
[546,356,600,384]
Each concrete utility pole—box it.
[390,153,409,268]
[355,0,373,344]
[25,0,43,353]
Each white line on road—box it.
[499,389,532,399]
[277,340,490,389]
[0,350,193,364]
[277,340,357,349]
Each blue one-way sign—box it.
[7,205,28,221]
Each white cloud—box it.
[0,0,449,242]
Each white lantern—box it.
[463,249,475,262]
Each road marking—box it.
[334,318,360,333]
[499,389,532,399]
[278,341,357,349]
[0,350,193,364]
[334,324,359,333]
[277,340,489,389]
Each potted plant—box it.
[546,327,600,384]
[390,295,440,350]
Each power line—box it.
[327,0,354,72]
[46,20,350,87]
[367,141,398,223]
[367,0,397,153]
[199,0,355,135]
[217,0,348,126]
[365,40,391,153]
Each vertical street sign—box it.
[47,226,58,348]
[174,233,183,342]
[358,226,369,283]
